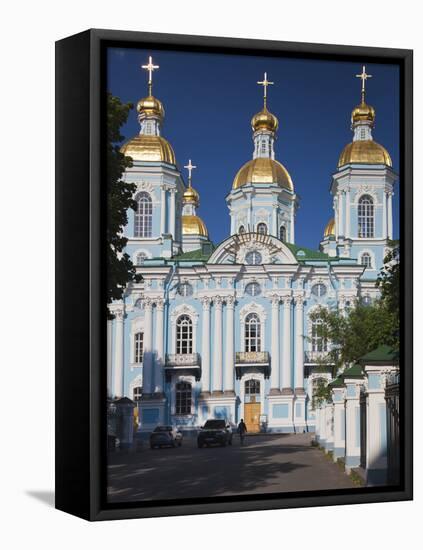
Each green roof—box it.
[329,376,344,388]
[359,345,399,365]
[172,248,213,262]
[342,363,364,378]
[285,242,331,261]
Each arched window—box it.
[311,317,327,352]
[133,386,142,401]
[358,195,374,238]
[134,192,153,238]
[279,225,286,242]
[256,222,267,235]
[175,381,192,415]
[176,315,193,355]
[245,313,261,352]
[134,332,144,363]
[239,225,245,234]
[135,252,147,266]
[361,252,372,269]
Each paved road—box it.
[108,433,355,503]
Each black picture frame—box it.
[55,28,413,521]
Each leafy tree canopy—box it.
[107,93,139,317]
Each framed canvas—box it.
[55,29,413,521]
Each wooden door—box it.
[244,402,261,433]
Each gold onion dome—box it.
[137,95,164,119]
[182,215,208,237]
[324,218,335,238]
[120,135,176,164]
[232,158,293,191]
[251,107,279,132]
[338,140,392,169]
[351,101,375,124]
[183,185,200,206]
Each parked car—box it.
[150,425,183,449]
[197,419,233,448]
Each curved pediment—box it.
[208,232,298,265]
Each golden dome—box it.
[182,215,208,237]
[232,158,293,191]
[183,185,200,206]
[338,140,392,168]
[351,101,375,124]
[120,135,176,164]
[137,95,164,119]
[324,218,335,238]
[251,107,279,132]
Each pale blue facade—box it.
[108,66,397,435]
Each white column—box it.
[338,192,344,236]
[332,387,346,461]
[230,211,235,235]
[282,297,292,391]
[169,188,176,239]
[212,296,223,393]
[290,207,295,243]
[201,297,211,393]
[143,298,153,395]
[270,296,280,390]
[154,299,164,394]
[345,187,351,238]
[107,319,113,397]
[224,296,235,393]
[382,191,387,238]
[160,185,166,235]
[334,197,339,239]
[272,205,278,237]
[247,196,252,230]
[344,381,361,473]
[113,308,125,398]
[294,294,304,390]
[387,192,393,239]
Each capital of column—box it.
[270,294,280,307]
[226,295,235,308]
[143,297,153,311]
[200,296,211,310]
[282,295,292,308]
[155,298,165,311]
[213,295,223,309]
[293,293,305,307]
[113,308,125,321]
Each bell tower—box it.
[329,66,398,279]
[227,73,298,243]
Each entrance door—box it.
[244,402,261,432]
[244,379,261,432]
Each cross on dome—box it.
[257,72,274,107]
[141,56,160,96]
[184,159,197,186]
[356,65,372,103]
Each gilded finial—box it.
[356,65,372,104]
[141,55,160,96]
[184,159,197,188]
[257,72,274,108]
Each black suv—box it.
[197,419,233,448]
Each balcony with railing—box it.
[165,353,201,381]
[304,349,332,364]
[235,351,270,379]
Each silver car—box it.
[149,425,183,449]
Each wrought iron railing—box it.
[304,350,331,363]
[235,351,270,364]
[166,353,201,367]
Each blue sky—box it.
[107,47,400,249]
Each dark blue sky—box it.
[107,48,400,249]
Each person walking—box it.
[238,418,247,445]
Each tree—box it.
[376,239,400,350]
[107,93,139,317]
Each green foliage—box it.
[312,377,331,409]
[107,93,139,317]
[376,240,400,350]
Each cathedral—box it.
[107,58,397,434]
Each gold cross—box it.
[141,56,159,95]
[356,65,372,102]
[257,72,274,107]
[184,159,197,186]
